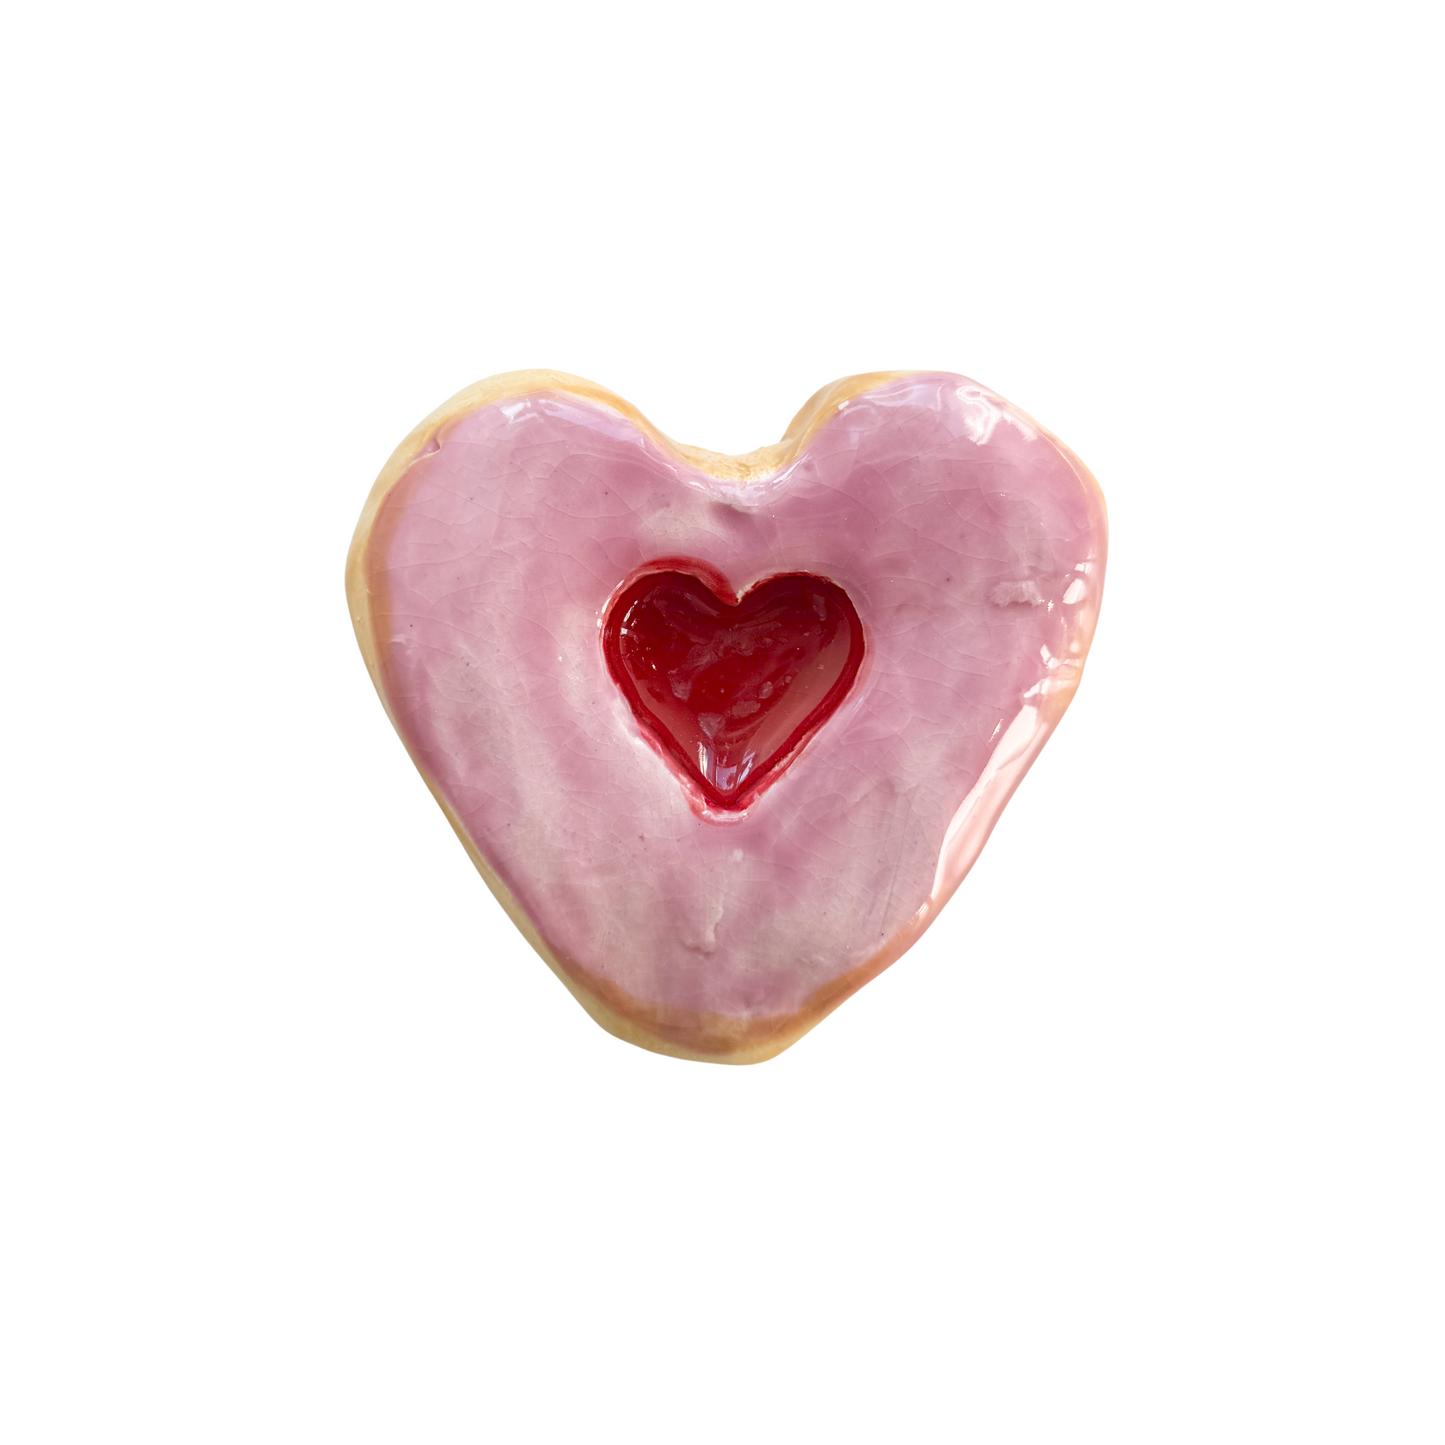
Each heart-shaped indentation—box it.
[603,565,865,810]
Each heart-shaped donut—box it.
[347,371,1107,1062]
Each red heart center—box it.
[603,564,865,810]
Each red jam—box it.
[603,564,865,810]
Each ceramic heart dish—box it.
[347,371,1107,1063]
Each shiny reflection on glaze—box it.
[603,567,865,810]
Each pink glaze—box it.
[367,375,1106,1028]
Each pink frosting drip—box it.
[368,375,1105,1021]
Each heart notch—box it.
[602,562,865,812]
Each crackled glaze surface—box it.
[354,373,1106,1059]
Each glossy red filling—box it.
[603,564,865,810]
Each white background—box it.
[3,2,1440,1441]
